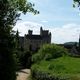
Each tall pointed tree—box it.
[15,30,20,49]
[0,0,39,80]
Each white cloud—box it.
[51,23,80,43]
[78,13,80,16]
[13,21,44,35]
[62,23,79,28]
[13,21,80,44]
[41,20,48,23]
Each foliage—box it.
[14,30,22,70]
[73,0,80,8]
[31,56,80,80]
[32,44,68,63]
[14,30,32,69]
[64,42,78,46]
[19,51,32,69]
[0,0,39,80]
[0,34,17,80]
[0,0,39,26]
[15,30,20,49]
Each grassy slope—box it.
[32,56,80,79]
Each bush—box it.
[19,51,32,69]
[32,44,68,63]
[0,37,17,80]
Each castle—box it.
[19,27,51,51]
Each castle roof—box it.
[26,35,42,40]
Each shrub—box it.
[19,51,32,69]
[32,44,68,63]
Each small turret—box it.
[28,30,33,35]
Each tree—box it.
[15,30,20,49]
[73,0,80,8]
[0,0,39,80]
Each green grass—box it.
[32,56,80,80]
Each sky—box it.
[13,0,80,44]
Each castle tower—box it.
[40,27,43,36]
[49,32,51,43]
[28,30,33,35]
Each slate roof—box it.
[26,35,42,40]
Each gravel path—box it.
[17,69,30,80]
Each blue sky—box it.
[14,0,80,43]
[20,0,80,27]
